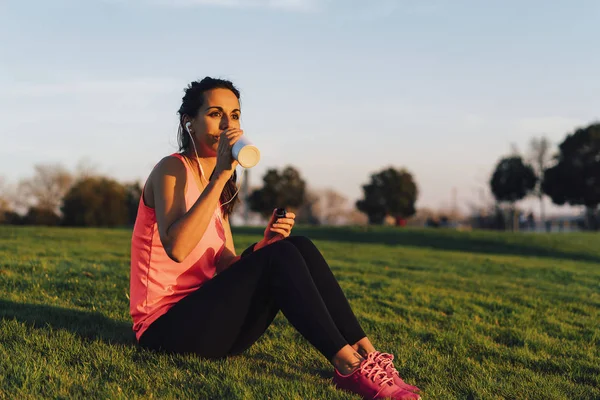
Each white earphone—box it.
[184,121,208,184]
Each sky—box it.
[1,0,599,217]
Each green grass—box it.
[1,225,599,399]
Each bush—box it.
[0,211,24,225]
[61,177,128,227]
[23,207,61,226]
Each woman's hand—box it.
[255,209,296,250]
[214,128,243,179]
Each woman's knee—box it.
[285,236,323,259]
[285,235,316,250]
[266,240,305,267]
[264,241,315,288]
[270,239,302,256]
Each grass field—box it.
[0,225,599,399]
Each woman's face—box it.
[188,88,241,156]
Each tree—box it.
[61,177,128,227]
[344,208,369,226]
[17,164,73,215]
[124,181,143,225]
[74,158,100,180]
[0,211,23,225]
[0,177,11,220]
[295,188,350,226]
[527,136,553,228]
[356,167,418,225]
[490,156,537,231]
[248,166,307,219]
[23,207,61,226]
[317,188,348,225]
[542,123,600,230]
[0,196,10,224]
[295,188,321,225]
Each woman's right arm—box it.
[152,156,230,263]
[152,128,243,262]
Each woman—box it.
[129,77,421,400]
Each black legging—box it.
[138,236,366,360]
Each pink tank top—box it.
[129,153,226,341]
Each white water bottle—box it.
[232,136,260,168]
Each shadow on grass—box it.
[238,351,333,383]
[233,226,600,264]
[0,299,135,346]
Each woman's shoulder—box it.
[150,153,188,179]
[144,154,189,206]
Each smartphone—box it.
[275,208,287,220]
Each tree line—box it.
[0,165,142,227]
[0,121,597,229]
[245,166,417,225]
[0,162,419,227]
[490,122,599,230]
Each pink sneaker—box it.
[333,352,421,399]
[373,351,420,393]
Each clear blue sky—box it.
[1,0,598,215]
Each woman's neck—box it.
[183,149,217,179]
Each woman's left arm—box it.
[215,215,241,274]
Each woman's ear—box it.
[183,117,194,134]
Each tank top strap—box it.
[170,153,224,222]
